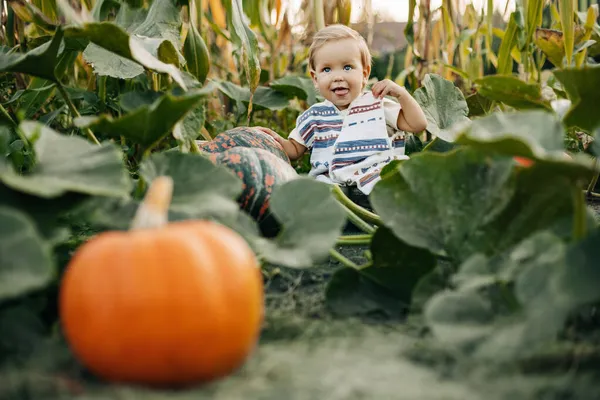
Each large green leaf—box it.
[553,65,600,132]
[74,88,212,149]
[326,227,437,317]
[227,0,261,94]
[325,267,406,318]
[412,74,470,136]
[371,147,585,264]
[423,231,591,361]
[140,152,243,220]
[173,103,206,148]
[0,206,53,302]
[217,81,290,111]
[131,0,181,45]
[64,22,187,89]
[555,227,600,307]
[254,178,346,268]
[371,148,515,262]
[365,227,437,302]
[0,121,132,198]
[270,75,318,105]
[0,28,63,81]
[436,110,596,179]
[73,159,346,269]
[82,44,143,79]
[474,76,551,110]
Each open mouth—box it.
[332,87,349,96]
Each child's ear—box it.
[362,64,371,85]
[310,70,318,87]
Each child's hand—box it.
[252,126,284,145]
[371,79,407,100]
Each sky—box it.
[289,0,517,22]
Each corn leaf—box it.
[64,22,187,88]
[553,65,600,132]
[0,28,63,81]
[497,12,519,75]
[227,0,261,95]
[559,0,575,65]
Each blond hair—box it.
[308,24,372,72]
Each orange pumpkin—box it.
[59,176,264,387]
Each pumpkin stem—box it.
[131,176,174,230]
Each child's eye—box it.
[344,65,353,71]
[322,67,331,73]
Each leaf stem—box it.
[0,104,17,126]
[337,234,372,246]
[56,81,100,145]
[572,184,587,241]
[329,248,360,270]
[586,159,599,198]
[341,204,376,233]
[332,185,382,227]
[189,139,201,153]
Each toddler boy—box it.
[257,24,427,194]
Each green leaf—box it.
[436,110,596,179]
[372,143,589,268]
[64,22,187,89]
[82,44,144,79]
[183,21,210,84]
[326,227,436,317]
[559,0,575,65]
[0,184,84,244]
[217,81,290,111]
[474,76,551,110]
[424,232,575,360]
[0,28,63,81]
[76,151,244,231]
[412,74,470,136]
[465,92,493,117]
[497,12,519,75]
[8,0,58,32]
[140,151,243,220]
[173,103,206,146]
[15,78,56,119]
[114,1,147,31]
[534,28,568,67]
[254,178,346,268]
[131,0,182,48]
[553,65,600,132]
[425,290,495,349]
[0,206,53,302]
[270,75,318,106]
[227,0,261,94]
[0,121,132,198]
[555,227,600,307]
[325,267,406,318]
[366,227,437,303]
[74,88,211,149]
[371,148,515,262]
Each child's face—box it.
[310,38,370,110]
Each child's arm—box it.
[371,79,428,133]
[253,127,307,161]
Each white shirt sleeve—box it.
[382,97,402,136]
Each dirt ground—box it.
[2,203,600,400]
